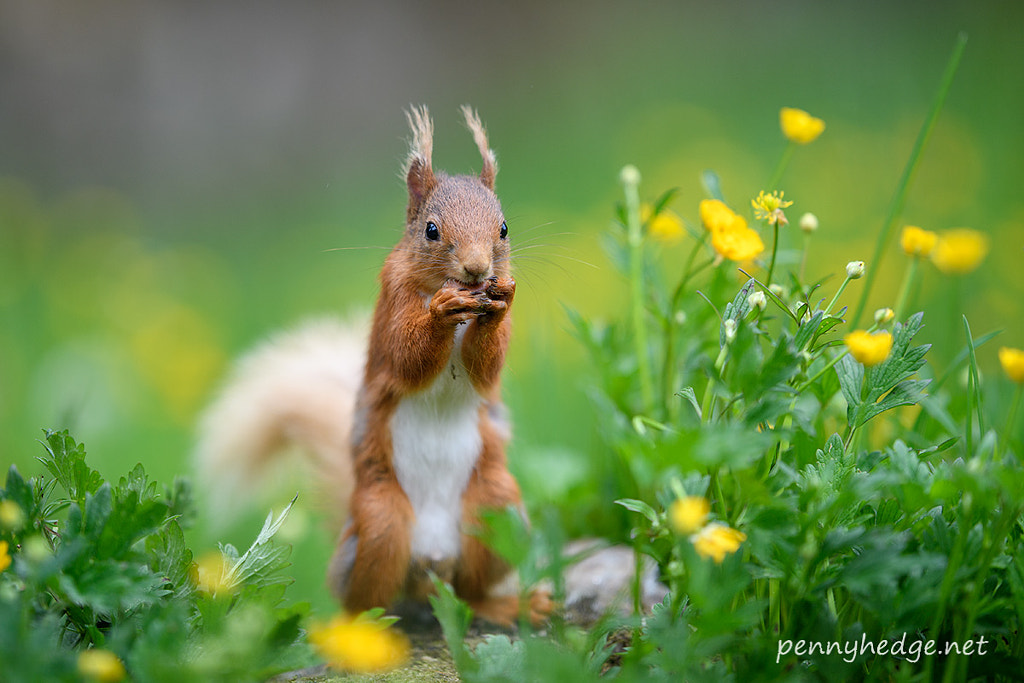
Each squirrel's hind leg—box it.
[453,427,552,626]
[334,479,414,612]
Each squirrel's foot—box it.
[470,588,554,628]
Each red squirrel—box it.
[196,106,546,625]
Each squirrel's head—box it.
[401,106,510,292]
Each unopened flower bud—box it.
[846,260,865,279]
[799,212,819,234]
[874,307,895,325]
[747,290,767,312]
[723,319,737,343]
[769,284,787,300]
[619,165,641,187]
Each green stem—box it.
[663,237,712,416]
[766,222,781,286]
[823,274,853,317]
[999,383,1023,459]
[962,316,985,457]
[852,32,967,327]
[768,141,796,191]
[799,232,810,281]
[892,256,921,324]
[621,166,655,416]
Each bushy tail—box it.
[194,318,367,530]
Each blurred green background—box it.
[1,0,1022,614]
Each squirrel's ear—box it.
[461,105,497,190]
[405,106,437,215]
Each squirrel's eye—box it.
[425,221,440,241]
[499,221,508,239]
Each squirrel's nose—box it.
[460,249,492,282]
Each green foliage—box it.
[0,430,312,682]
[435,41,1024,681]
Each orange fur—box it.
[325,107,542,625]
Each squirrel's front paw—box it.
[484,276,516,304]
[430,285,488,324]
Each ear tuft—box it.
[461,105,497,190]
[405,105,437,214]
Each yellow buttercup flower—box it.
[900,225,938,257]
[752,190,794,226]
[0,540,11,573]
[711,216,765,262]
[191,551,237,596]
[691,522,747,563]
[309,614,411,673]
[669,496,710,535]
[699,198,737,233]
[0,500,25,532]
[77,650,126,683]
[641,204,685,244]
[999,347,1024,384]
[844,330,893,367]
[780,107,825,144]
[930,228,989,274]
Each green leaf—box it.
[678,386,701,419]
[38,429,102,509]
[478,506,532,567]
[835,353,864,413]
[701,169,724,201]
[428,575,476,675]
[223,497,296,591]
[793,311,825,351]
[720,280,756,347]
[651,187,680,217]
[615,498,660,526]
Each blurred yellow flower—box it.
[999,347,1024,384]
[699,198,737,233]
[130,303,225,422]
[0,500,25,532]
[844,330,893,367]
[711,217,765,262]
[0,540,10,573]
[691,522,747,563]
[309,614,411,673]
[641,204,685,244]
[191,551,237,596]
[669,496,710,535]
[77,650,126,683]
[752,190,793,226]
[930,228,989,274]
[899,225,938,257]
[780,107,825,144]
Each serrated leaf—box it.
[860,379,932,425]
[223,497,296,590]
[39,430,102,508]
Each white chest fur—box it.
[390,325,482,562]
